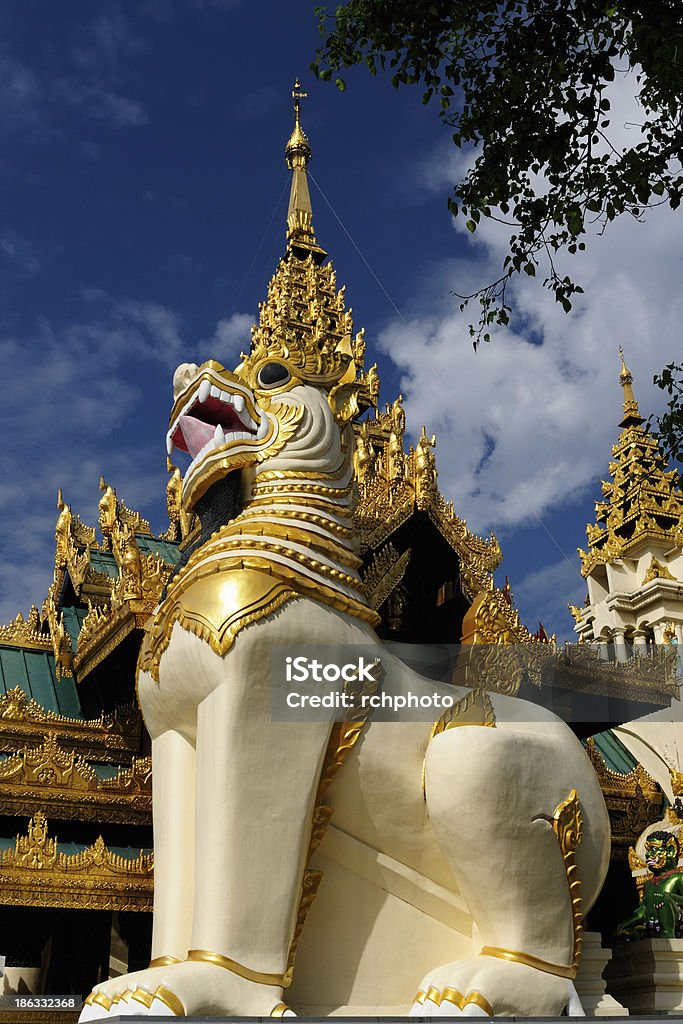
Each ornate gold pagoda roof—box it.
[0,606,52,652]
[354,391,502,598]
[0,812,153,911]
[40,479,181,681]
[0,686,141,763]
[0,733,151,825]
[579,350,683,576]
[585,736,663,859]
[259,88,542,652]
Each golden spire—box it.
[578,348,683,575]
[285,79,325,259]
[618,346,644,427]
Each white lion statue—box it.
[80,265,609,1019]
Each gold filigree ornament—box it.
[0,606,51,651]
[0,686,141,763]
[362,542,411,610]
[628,844,650,901]
[0,813,153,911]
[642,556,677,585]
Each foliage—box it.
[312,0,683,459]
[653,363,683,486]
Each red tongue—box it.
[177,415,216,458]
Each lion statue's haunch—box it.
[80,284,609,1019]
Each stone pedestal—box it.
[2,965,42,995]
[575,932,626,1015]
[606,936,683,1014]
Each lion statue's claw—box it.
[409,957,576,1018]
[80,962,292,1019]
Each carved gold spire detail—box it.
[619,346,645,428]
[243,88,363,389]
[579,350,683,575]
[285,79,325,259]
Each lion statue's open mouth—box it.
[165,358,302,515]
[167,367,267,465]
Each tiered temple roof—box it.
[579,349,683,577]
[0,475,182,934]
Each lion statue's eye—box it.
[257,361,291,389]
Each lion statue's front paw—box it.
[79,962,295,1019]
[409,956,574,1018]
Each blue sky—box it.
[1,1,681,640]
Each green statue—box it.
[616,830,683,939]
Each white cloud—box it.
[381,204,682,536]
[71,7,147,75]
[0,230,40,272]
[0,294,256,622]
[378,74,683,638]
[381,91,683,536]
[199,312,254,362]
[54,78,148,128]
[0,11,148,144]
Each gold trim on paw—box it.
[480,944,577,979]
[442,987,494,1016]
[153,985,186,1016]
[110,988,133,1006]
[188,947,288,987]
[89,992,111,1011]
[131,988,155,1008]
[426,985,442,1005]
[149,954,182,968]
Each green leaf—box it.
[466,219,477,233]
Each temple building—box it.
[0,484,179,1009]
[575,349,683,650]
[0,96,544,1015]
[0,88,681,1017]
[568,355,683,1014]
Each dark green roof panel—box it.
[60,606,87,656]
[135,535,181,564]
[0,647,30,691]
[88,550,119,578]
[0,645,84,719]
[88,538,180,575]
[591,729,638,775]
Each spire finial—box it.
[286,77,312,171]
[284,78,325,258]
[292,78,307,130]
[618,346,644,427]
